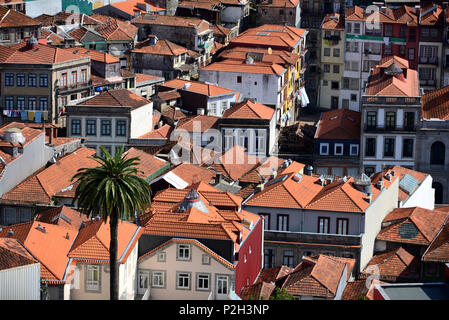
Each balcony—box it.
[364,125,416,133]
[56,81,92,93]
[264,230,362,247]
[419,56,439,65]
[362,96,421,106]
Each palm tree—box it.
[72,145,151,300]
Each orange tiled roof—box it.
[175,114,219,133]
[362,247,420,281]
[111,0,164,15]
[132,14,211,34]
[36,206,89,230]
[212,24,232,37]
[377,207,449,246]
[0,42,88,65]
[420,4,444,26]
[258,0,298,8]
[321,13,345,30]
[223,99,274,120]
[365,57,419,97]
[124,147,168,178]
[138,124,173,140]
[219,47,300,66]
[0,221,78,283]
[179,0,221,10]
[1,148,98,205]
[68,218,141,263]
[315,109,361,140]
[135,73,164,84]
[342,278,386,300]
[239,281,276,300]
[421,85,449,120]
[168,163,216,185]
[162,79,236,96]
[0,238,37,271]
[0,6,41,28]
[77,88,150,109]
[211,145,260,181]
[133,37,188,56]
[64,47,119,63]
[281,255,354,298]
[94,17,138,41]
[201,59,286,75]
[422,217,449,263]
[161,105,188,121]
[256,265,293,283]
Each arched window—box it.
[433,181,444,204]
[430,141,446,165]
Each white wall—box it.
[401,175,435,210]
[0,263,40,300]
[130,102,153,139]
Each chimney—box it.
[7,229,14,237]
[215,172,223,185]
[66,232,70,240]
[377,179,385,191]
[26,37,39,50]
[304,164,313,176]
[49,126,54,145]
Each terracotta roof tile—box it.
[256,265,293,283]
[219,47,300,66]
[0,221,77,282]
[201,59,286,75]
[321,13,345,30]
[362,247,420,281]
[422,217,449,263]
[132,14,211,34]
[0,238,37,271]
[315,109,361,140]
[64,47,119,63]
[68,218,141,263]
[421,85,449,120]
[258,0,299,8]
[36,206,89,230]
[77,89,150,109]
[138,124,173,139]
[111,0,164,15]
[175,114,219,133]
[133,38,188,56]
[0,6,41,28]
[124,147,168,179]
[135,73,164,84]
[377,207,449,246]
[223,99,274,120]
[162,79,235,96]
[239,281,276,300]
[161,105,188,121]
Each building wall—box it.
[199,70,283,108]
[360,177,399,272]
[0,133,54,197]
[0,263,40,300]
[401,175,435,210]
[257,6,300,28]
[138,241,234,300]
[130,102,153,139]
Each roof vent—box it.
[7,229,13,237]
[26,37,39,50]
[2,128,25,144]
[304,164,313,176]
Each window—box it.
[177,244,191,261]
[152,271,165,288]
[28,74,37,87]
[364,42,381,55]
[101,120,111,136]
[216,275,228,295]
[16,73,25,87]
[333,65,340,74]
[221,100,227,112]
[399,45,406,56]
[342,99,349,109]
[61,73,67,87]
[320,143,329,155]
[384,138,395,157]
[363,60,378,72]
[224,131,234,150]
[350,144,359,156]
[86,265,100,291]
[39,97,49,111]
[261,213,270,230]
[176,272,191,290]
[364,166,375,176]
[346,23,352,34]
[409,28,416,41]
[346,41,359,53]
[404,112,415,130]
[323,64,330,73]
[81,69,87,83]
[28,97,37,110]
[385,112,396,130]
[323,80,328,86]
[138,270,149,292]
[351,94,357,101]
[333,48,340,57]
[408,48,415,60]
[336,218,349,235]
[334,143,344,156]
[400,26,406,38]
[331,81,339,90]
[5,73,14,86]
[71,71,77,85]
[5,96,14,109]
[210,102,217,115]
[39,74,48,87]
[277,214,288,231]
[116,120,126,136]
[71,119,81,135]
[324,48,330,56]
[86,120,96,136]
[384,24,393,37]
[202,254,210,265]
[17,97,25,110]
[196,274,210,291]
[283,250,294,267]
[430,141,445,165]
[366,111,377,129]
[3,30,9,40]
[264,249,275,269]
[365,138,376,157]
[402,138,414,158]
[353,23,360,34]
[157,252,166,262]
[318,217,330,234]
[384,44,392,56]
[237,76,242,83]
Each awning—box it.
[299,87,309,107]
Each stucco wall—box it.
[130,102,153,139]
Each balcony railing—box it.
[264,230,362,247]
[364,125,416,132]
[362,96,421,105]
[56,80,92,93]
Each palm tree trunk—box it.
[110,211,119,300]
